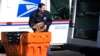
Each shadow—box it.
[79,46,100,56]
[51,48,66,51]
[63,44,84,52]
[0,46,5,53]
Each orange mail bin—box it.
[22,32,51,43]
[1,32,23,56]
[1,32,51,56]
[22,32,51,56]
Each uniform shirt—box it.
[29,10,52,31]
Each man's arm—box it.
[44,11,52,31]
[28,13,35,28]
[29,13,46,32]
[45,11,52,26]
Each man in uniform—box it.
[29,3,52,56]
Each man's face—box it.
[39,5,46,12]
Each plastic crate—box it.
[1,32,51,56]
[22,32,51,43]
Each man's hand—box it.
[44,25,47,30]
[32,25,36,29]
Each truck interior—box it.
[74,0,99,41]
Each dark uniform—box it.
[29,10,52,32]
[29,10,52,56]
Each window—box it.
[50,0,69,20]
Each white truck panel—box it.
[0,0,70,45]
